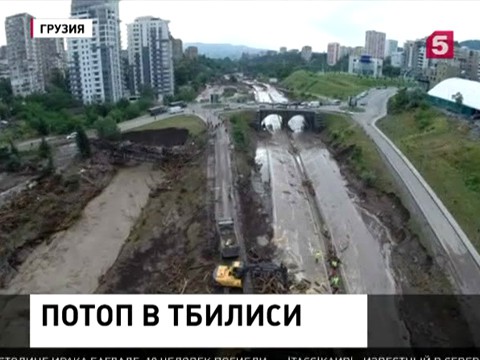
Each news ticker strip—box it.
[1,295,480,348]
[0,349,478,358]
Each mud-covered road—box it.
[296,137,396,294]
[260,132,330,293]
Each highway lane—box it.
[355,88,480,294]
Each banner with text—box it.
[30,294,368,348]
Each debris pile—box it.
[251,267,291,294]
[0,151,115,287]
[91,139,202,171]
[92,139,167,164]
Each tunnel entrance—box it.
[255,109,325,132]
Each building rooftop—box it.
[428,77,480,111]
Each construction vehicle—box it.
[213,261,288,288]
[217,218,240,258]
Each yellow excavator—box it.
[213,261,288,288]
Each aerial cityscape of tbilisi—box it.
[0,0,480,348]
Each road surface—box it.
[188,104,250,291]
[355,88,480,294]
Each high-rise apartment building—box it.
[384,39,398,58]
[171,36,183,62]
[185,46,198,60]
[301,46,312,61]
[353,46,364,56]
[327,42,340,65]
[365,30,386,59]
[127,16,174,99]
[339,46,353,58]
[38,38,67,84]
[403,41,415,69]
[68,0,123,104]
[5,13,67,96]
[279,47,287,54]
[300,46,310,59]
[5,13,44,96]
[390,52,404,68]
[120,49,134,97]
[0,45,9,79]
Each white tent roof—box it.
[428,77,480,111]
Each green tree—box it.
[108,108,124,123]
[38,137,52,159]
[94,117,121,141]
[139,85,155,101]
[33,117,50,137]
[454,92,463,105]
[75,126,91,159]
[0,79,13,105]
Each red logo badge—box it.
[426,31,454,59]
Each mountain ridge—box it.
[459,40,480,50]
[183,42,269,59]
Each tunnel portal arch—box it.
[255,109,324,131]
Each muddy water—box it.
[260,133,330,292]
[297,141,396,294]
[295,139,409,346]
[2,164,162,294]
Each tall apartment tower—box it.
[365,30,386,59]
[384,39,398,58]
[5,13,44,96]
[127,16,174,100]
[301,46,312,61]
[68,0,123,104]
[170,35,183,62]
[38,38,67,84]
[327,42,340,65]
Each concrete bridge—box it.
[255,109,325,131]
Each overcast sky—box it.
[0,0,479,51]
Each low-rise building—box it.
[348,55,383,77]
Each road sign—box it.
[426,31,454,59]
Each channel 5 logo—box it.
[426,31,454,59]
